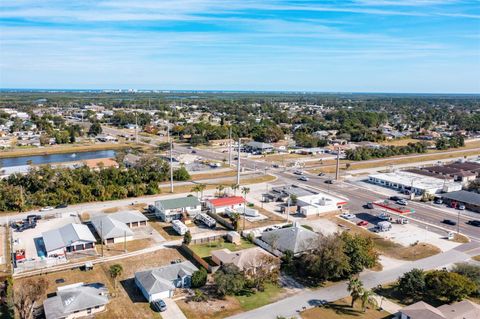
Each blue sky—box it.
[0,0,479,93]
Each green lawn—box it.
[235,283,284,311]
[189,238,255,258]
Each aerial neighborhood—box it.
[0,92,479,319]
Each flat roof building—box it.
[368,171,462,195]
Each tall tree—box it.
[14,277,48,319]
[347,277,364,308]
[109,264,123,289]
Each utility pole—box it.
[228,126,232,167]
[168,122,174,193]
[135,107,138,144]
[335,145,340,181]
[286,195,290,223]
[124,231,127,253]
[236,138,241,185]
[100,219,104,257]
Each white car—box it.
[293,170,304,175]
[299,176,309,181]
[340,213,356,220]
[40,206,54,212]
[396,199,408,206]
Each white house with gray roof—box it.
[43,282,109,319]
[42,223,96,257]
[135,261,198,301]
[261,223,318,255]
[91,211,147,244]
[153,196,201,222]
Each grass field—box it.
[235,283,284,311]
[301,298,392,319]
[0,142,133,159]
[159,174,276,195]
[189,238,255,258]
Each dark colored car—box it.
[151,299,167,312]
[325,179,335,184]
[389,196,402,201]
[467,220,480,227]
[26,214,42,221]
[442,219,456,226]
[191,150,197,154]
[55,204,68,209]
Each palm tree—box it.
[347,277,364,308]
[360,289,378,312]
[231,183,239,196]
[109,264,123,289]
[198,183,206,200]
[191,184,201,198]
[241,187,250,230]
[216,184,225,197]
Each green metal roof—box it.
[157,196,200,210]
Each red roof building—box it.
[207,196,245,214]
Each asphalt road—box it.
[177,145,480,242]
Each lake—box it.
[0,150,117,167]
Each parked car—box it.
[55,204,68,209]
[151,299,167,312]
[40,206,54,212]
[299,176,309,181]
[434,198,443,205]
[442,219,457,226]
[357,220,368,227]
[389,196,402,201]
[458,204,466,210]
[396,199,408,206]
[26,214,42,221]
[467,220,480,227]
[364,202,374,209]
[340,213,356,220]
[378,213,391,220]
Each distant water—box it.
[0,150,116,167]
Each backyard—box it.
[189,238,255,258]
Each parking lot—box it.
[340,211,461,252]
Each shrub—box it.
[191,268,208,288]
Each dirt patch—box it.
[101,238,154,257]
[177,296,243,319]
[331,217,441,261]
[243,206,287,230]
[301,297,393,319]
[102,207,120,214]
[452,233,470,243]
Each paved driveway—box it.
[162,298,187,319]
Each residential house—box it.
[43,282,109,319]
[152,196,201,222]
[91,211,148,244]
[42,223,96,257]
[135,261,198,301]
[206,196,245,214]
[399,300,480,319]
[211,247,279,275]
[261,223,318,255]
[123,154,141,168]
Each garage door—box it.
[132,222,139,227]
[151,290,171,301]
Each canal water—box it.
[0,150,116,167]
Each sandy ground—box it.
[374,223,461,252]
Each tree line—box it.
[345,142,428,161]
[0,157,190,212]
